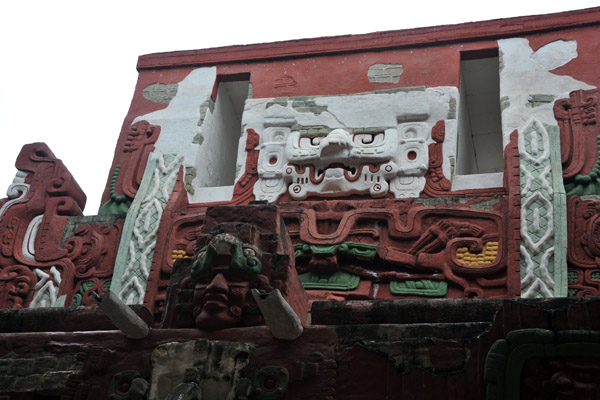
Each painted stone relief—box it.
[162,204,307,330]
[283,196,520,301]
[0,143,87,308]
[518,119,567,298]
[247,88,456,202]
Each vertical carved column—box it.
[110,153,183,305]
[518,119,567,297]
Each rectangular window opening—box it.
[456,49,504,176]
[199,74,250,188]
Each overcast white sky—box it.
[1,0,598,214]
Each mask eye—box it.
[298,136,323,148]
[243,246,257,258]
[353,132,384,145]
[311,137,322,146]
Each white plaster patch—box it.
[134,67,216,161]
[133,67,251,204]
[498,38,595,143]
[451,172,504,191]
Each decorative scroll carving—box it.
[162,204,308,330]
[554,89,600,180]
[282,197,520,300]
[110,153,183,305]
[566,195,600,296]
[0,265,36,309]
[64,221,123,276]
[518,119,567,298]
[99,120,160,214]
[0,143,86,309]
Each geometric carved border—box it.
[518,119,567,297]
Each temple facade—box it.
[1,7,600,399]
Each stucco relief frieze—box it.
[246,88,457,202]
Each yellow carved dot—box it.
[456,242,499,266]
[171,249,189,264]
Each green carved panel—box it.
[294,242,377,261]
[485,329,600,400]
[72,281,95,307]
[389,280,448,297]
[99,165,133,215]
[299,271,360,290]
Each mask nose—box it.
[319,129,353,158]
[206,273,229,293]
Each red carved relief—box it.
[63,220,123,306]
[161,204,308,330]
[566,195,600,296]
[64,222,123,279]
[100,120,159,209]
[0,143,93,309]
[423,120,451,197]
[230,128,260,204]
[554,89,600,178]
[121,120,160,198]
[0,265,36,309]
[282,197,519,300]
[0,143,123,308]
[145,132,522,312]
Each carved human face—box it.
[192,267,250,330]
[190,233,261,330]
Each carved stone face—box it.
[163,204,308,330]
[190,233,262,330]
[192,269,250,330]
[249,89,441,202]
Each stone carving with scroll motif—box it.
[282,196,521,301]
[566,195,600,296]
[0,143,87,309]
[63,217,124,306]
[554,89,600,195]
[162,204,308,330]
[99,120,159,214]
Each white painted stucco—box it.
[243,87,458,202]
[133,67,249,204]
[499,38,595,144]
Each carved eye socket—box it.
[298,136,323,148]
[353,132,384,145]
[243,246,257,258]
